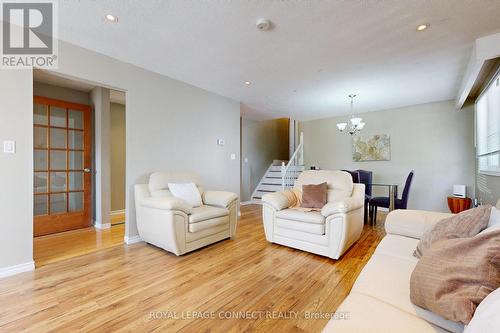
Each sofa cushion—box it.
[464,287,500,333]
[385,209,453,239]
[410,230,500,324]
[188,216,228,233]
[373,234,419,262]
[295,170,353,201]
[352,252,464,333]
[414,205,492,258]
[322,293,450,333]
[189,205,229,223]
[275,219,325,235]
[488,206,500,228]
[276,208,325,224]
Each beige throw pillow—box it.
[410,230,500,324]
[414,205,492,258]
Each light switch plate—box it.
[230,153,236,160]
[217,139,225,146]
[3,140,15,154]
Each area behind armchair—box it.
[262,170,365,259]
[135,172,238,256]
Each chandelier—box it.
[336,94,365,135]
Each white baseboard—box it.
[0,261,35,279]
[124,235,142,244]
[94,222,111,229]
[110,209,125,216]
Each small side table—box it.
[447,196,472,214]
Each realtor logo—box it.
[1,1,58,68]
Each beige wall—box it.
[33,81,90,105]
[299,100,475,212]
[0,70,33,269]
[110,103,126,211]
[241,118,289,201]
[0,40,240,270]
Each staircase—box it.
[250,133,305,202]
[251,161,286,201]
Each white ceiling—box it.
[57,1,500,120]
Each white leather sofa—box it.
[134,172,238,255]
[261,170,365,259]
[323,204,500,333]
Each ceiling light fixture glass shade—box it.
[336,94,364,135]
[336,123,347,131]
[350,117,363,126]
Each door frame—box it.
[33,96,92,236]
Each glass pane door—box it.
[33,96,91,236]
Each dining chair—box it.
[369,170,414,225]
[355,170,373,224]
[342,170,359,183]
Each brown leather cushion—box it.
[410,230,500,324]
[300,182,327,209]
[414,205,492,258]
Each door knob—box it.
[84,168,91,173]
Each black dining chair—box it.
[369,171,414,225]
[355,170,373,224]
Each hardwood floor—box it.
[110,212,126,225]
[34,224,125,267]
[3,205,385,333]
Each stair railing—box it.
[282,132,304,190]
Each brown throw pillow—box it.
[301,182,327,209]
[414,205,492,258]
[410,230,500,324]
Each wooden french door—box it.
[33,96,92,236]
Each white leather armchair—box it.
[135,172,238,255]
[262,170,365,259]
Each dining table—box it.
[369,183,399,211]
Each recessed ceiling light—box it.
[244,81,251,85]
[105,14,118,22]
[416,24,428,31]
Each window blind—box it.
[476,70,500,175]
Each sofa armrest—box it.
[140,197,192,214]
[262,191,293,211]
[321,197,364,217]
[202,190,238,208]
[385,209,453,239]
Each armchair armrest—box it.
[385,209,453,239]
[140,197,192,214]
[262,191,294,211]
[321,183,365,217]
[321,196,364,217]
[202,190,238,208]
